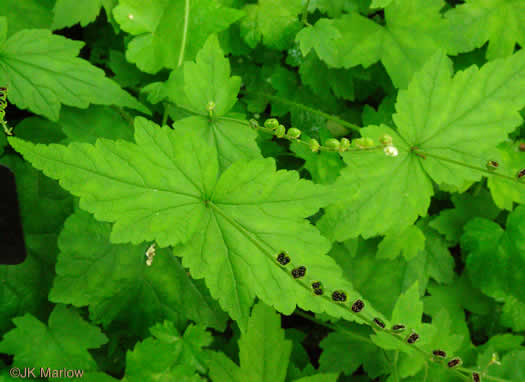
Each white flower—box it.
[145,243,156,266]
[384,145,399,157]
[128,14,134,20]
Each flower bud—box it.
[379,134,393,146]
[354,137,375,148]
[206,101,216,117]
[286,128,301,139]
[264,118,279,130]
[308,138,320,152]
[340,138,350,152]
[325,138,341,151]
[275,125,286,138]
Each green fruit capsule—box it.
[308,138,320,152]
[354,137,375,149]
[287,128,301,139]
[275,125,286,138]
[325,138,341,151]
[340,138,350,152]
[379,134,393,146]
[264,118,280,130]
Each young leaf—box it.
[113,0,243,73]
[296,0,462,88]
[430,189,500,244]
[461,205,525,305]
[445,0,525,60]
[52,0,113,29]
[377,225,426,260]
[50,209,227,335]
[0,27,148,121]
[124,321,211,381]
[239,0,303,50]
[0,305,107,371]
[0,1,53,37]
[9,117,364,331]
[209,302,292,382]
[319,49,525,240]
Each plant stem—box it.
[301,0,311,26]
[239,89,361,133]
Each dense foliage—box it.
[1,0,524,381]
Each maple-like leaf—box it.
[9,117,371,332]
[318,49,525,240]
[0,18,148,121]
[113,0,243,73]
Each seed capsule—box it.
[486,160,499,169]
[379,134,393,146]
[275,125,286,138]
[291,266,306,278]
[249,119,259,129]
[351,299,364,312]
[447,358,462,368]
[264,118,279,130]
[286,128,301,139]
[518,168,525,179]
[313,288,323,295]
[472,372,480,382]
[406,333,419,344]
[432,350,447,358]
[332,290,347,302]
[519,143,525,152]
[325,138,341,151]
[373,318,385,329]
[308,138,320,152]
[391,324,405,332]
[276,252,290,266]
[339,138,350,152]
[311,281,321,289]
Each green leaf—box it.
[0,29,148,121]
[124,321,211,381]
[108,49,150,88]
[113,0,243,73]
[371,0,393,8]
[0,0,53,37]
[0,305,107,371]
[182,35,241,116]
[52,0,107,29]
[320,49,525,240]
[240,0,303,50]
[430,188,500,244]
[296,0,462,88]
[487,141,525,210]
[319,323,390,378]
[318,125,433,240]
[377,225,426,260]
[394,50,525,187]
[0,154,73,333]
[490,351,525,381]
[461,205,525,304]
[209,302,292,382]
[50,209,227,335]
[9,118,366,332]
[445,0,525,60]
[292,373,339,382]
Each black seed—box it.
[373,318,385,329]
[518,168,525,179]
[311,281,321,289]
[406,333,419,344]
[447,358,462,368]
[487,160,499,169]
[432,349,447,358]
[313,288,323,295]
[392,324,405,332]
[276,252,290,266]
[291,266,306,278]
[472,372,480,382]
[332,290,347,302]
[351,299,364,312]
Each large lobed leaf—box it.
[319,49,525,241]
[8,117,372,332]
[0,18,148,121]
